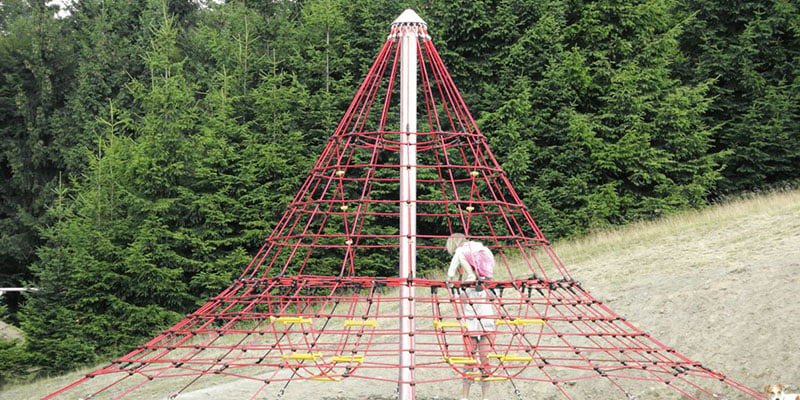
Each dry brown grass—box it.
[554,188,800,281]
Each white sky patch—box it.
[45,0,72,19]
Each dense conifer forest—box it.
[0,0,797,383]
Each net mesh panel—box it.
[43,17,764,400]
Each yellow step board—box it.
[433,321,465,328]
[343,320,377,327]
[475,376,509,382]
[488,353,533,362]
[271,316,313,324]
[310,376,341,382]
[331,355,364,363]
[444,356,478,365]
[497,319,544,326]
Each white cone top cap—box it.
[392,9,426,26]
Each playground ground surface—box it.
[2,189,798,399]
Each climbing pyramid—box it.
[43,9,764,400]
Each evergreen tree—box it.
[0,300,28,386]
[479,0,719,236]
[0,0,77,315]
[5,0,796,381]
[57,0,150,171]
[288,0,354,148]
[121,1,216,306]
[676,0,800,192]
[19,3,203,372]
[19,100,187,373]
[573,0,719,228]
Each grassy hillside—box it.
[551,188,800,397]
[2,189,798,399]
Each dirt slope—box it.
[0,321,23,343]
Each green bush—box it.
[0,338,28,387]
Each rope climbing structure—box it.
[43,9,765,400]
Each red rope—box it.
[41,24,766,400]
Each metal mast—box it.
[393,8,425,400]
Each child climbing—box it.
[445,233,496,400]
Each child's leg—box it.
[476,335,492,372]
[460,335,476,399]
[477,335,493,399]
[461,379,471,399]
[480,379,489,400]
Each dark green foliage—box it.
[675,0,800,193]
[18,115,186,373]
[0,0,77,315]
[0,0,797,380]
[475,0,720,237]
[0,302,28,385]
[0,337,28,386]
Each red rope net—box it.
[43,15,764,400]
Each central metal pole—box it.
[394,8,424,400]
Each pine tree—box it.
[19,176,102,373]
[676,0,800,192]
[121,1,210,307]
[57,0,150,173]
[0,300,28,386]
[478,0,719,236]
[19,2,205,372]
[0,0,77,315]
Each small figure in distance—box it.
[445,233,496,400]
